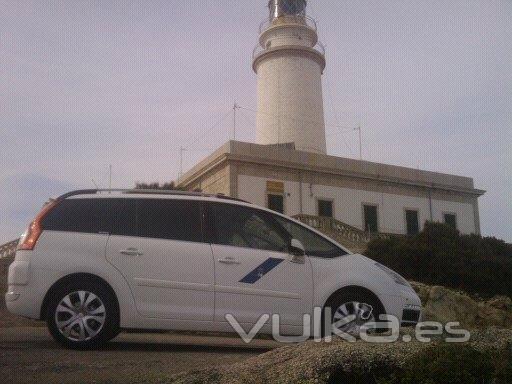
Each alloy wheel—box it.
[332,301,375,336]
[54,290,106,342]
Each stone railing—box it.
[293,214,394,245]
[0,239,19,259]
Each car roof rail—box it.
[56,189,251,204]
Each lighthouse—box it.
[253,0,327,154]
[177,1,484,241]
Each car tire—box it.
[325,290,384,338]
[46,279,119,349]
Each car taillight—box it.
[17,200,59,251]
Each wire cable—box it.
[182,109,233,150]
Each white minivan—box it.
[6,190,421,348]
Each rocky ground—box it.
[168,328,512,384]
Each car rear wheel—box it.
[46,280,119,349]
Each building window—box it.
[444,213,457,229]
[317,200,333,218]
[266,180,285,214]
[405,210,420,235]
[268,194,284,214]
[363,205,378,233]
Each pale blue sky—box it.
[0,0,511,242]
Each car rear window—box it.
[41,198,118,234]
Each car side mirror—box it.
[289,239,306,263]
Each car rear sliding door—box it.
[105,198,215,321]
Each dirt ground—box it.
[0,327,276,384]
[0,256,276,383]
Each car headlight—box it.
[375,263,411,288]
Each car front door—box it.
[106,198,215,321]
[207,202,313,328]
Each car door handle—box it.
[120,248,143,257]
[218,257,240,265]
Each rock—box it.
[422,285,479,327]
[487,296,512,311]
[409,283,512,329]
[410,281,431,304]
[476,302,510,328]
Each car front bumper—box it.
[380,286,422,326]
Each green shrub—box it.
[366,222,512,298]
[376,344,503,384]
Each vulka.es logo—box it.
[225,307,470,344]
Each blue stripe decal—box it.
[239,257,284,284]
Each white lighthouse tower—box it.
[253,0,327,154]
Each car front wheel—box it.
[327,291,384,337]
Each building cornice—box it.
[176,141,486,197]
[252,45,326,73]
[226,153,485,197]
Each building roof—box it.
[177,141,485,197]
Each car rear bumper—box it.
[6,260,61,320]
[5,284,42,319]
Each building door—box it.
[405,210,420,235]
[207,202,313,327]
[266,180,285,214]
[363,204,379,233]
[106,198,215,321]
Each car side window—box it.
[274,216,348,258]
[137,199,202,242]
[210,203,289,252]
[111,199,203,243]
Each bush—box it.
[328,344,512,384]
[377,344,497,384]
[493,343,512,384]
[366,222,512,298]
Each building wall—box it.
[237,174,477,235]
[185,164,230,196]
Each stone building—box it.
[176,141,484,237]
